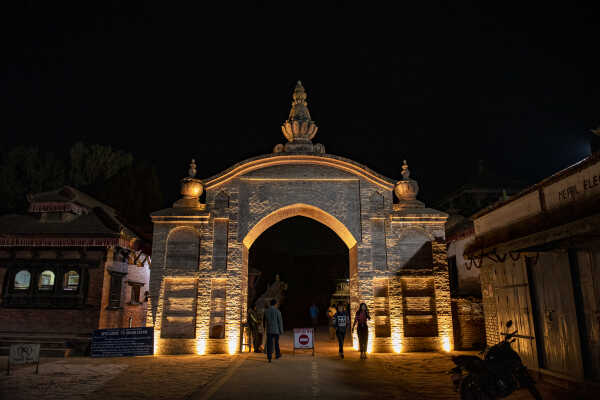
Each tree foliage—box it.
[69,142,133,188]
[0,147,65,212]
[86,162,164,229]
[0,143,161,230]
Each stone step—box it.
[0,334,91,357]
[0,345,69,357]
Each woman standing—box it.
[352,303,371,359]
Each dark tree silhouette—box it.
[0,146,65,213]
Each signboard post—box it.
[91,327,154,357]
[293,328,315,357]
[8,343,40,375]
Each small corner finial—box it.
[188,159,197,178]
[401,160,410,180]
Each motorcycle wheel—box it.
[459,375,494,400]
[526,385,542,400]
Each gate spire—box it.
[274,81,325,154]
[287,80,313,123]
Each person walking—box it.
[345,302,351,337]
[332,303,349,359]
[247,304,261,353]
[309,302,319,326]
[264,299,283,362]
[327,303,337,341]
[262,303,269,353]
[352,302,371,359]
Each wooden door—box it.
[575,249,600,381]
[529,252,584,380]
[492,258,538,369]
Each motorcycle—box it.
[449,320,542,400]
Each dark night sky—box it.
[2,1,599,207]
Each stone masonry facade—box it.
[148,82,453,354]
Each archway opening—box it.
[249,216,349,329]
[241,204,359,352]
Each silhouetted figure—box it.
[248,304,261,353]
[264,299,283,362]
[352,302,371,360]
[327,303,337,341]
[262,303,269,353]
[333,303,349,359]
[309,303,319,326]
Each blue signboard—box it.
[91,327,153,357]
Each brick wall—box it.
[479,264,500,345]
[0,245,149,339]
[0,262,104,335]
[451,298,485,349]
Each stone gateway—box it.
[148,82,453,354]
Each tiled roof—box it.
[0,209,121,236]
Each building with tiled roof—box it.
[0,186,151,356]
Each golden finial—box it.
[188,159,197,178]
[288,80,311,121]
[292,81,307,104]
[401,160,410,180]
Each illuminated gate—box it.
[147,82,452,354]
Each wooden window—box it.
[63,270,80,291]
[38,270,55,291]
[128,283,142,304]
[3,266,87,308]
[14,270,31,290]
[108,272,124,309]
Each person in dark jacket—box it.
[332,303,349,359]
[327,303,337,341]
[263,299,284,362]
[247,304,261,353]
[352,302,371,359]
[262,303,269,353]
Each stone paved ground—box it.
[0,354,233,400]
[0,329,594,400]
[203,329,587,400]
